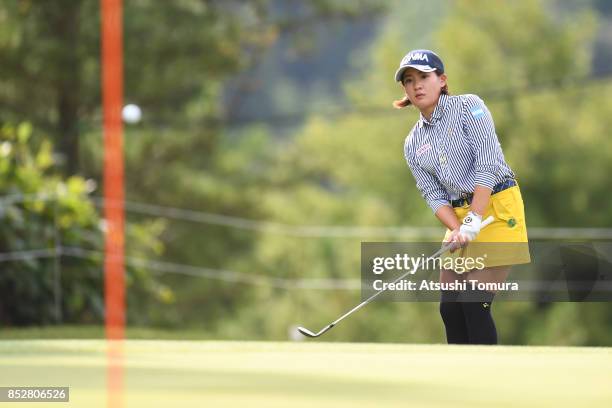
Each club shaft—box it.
[305,216,494,337]
[330,243,452,327]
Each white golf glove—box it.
[459,211,483,242]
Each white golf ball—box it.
[289,325,305,341]
[122,104,142,124]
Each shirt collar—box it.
[418,93,448,128]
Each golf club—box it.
[297,216,494,338]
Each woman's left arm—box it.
[462,94,503,193]
[458,95,503,242]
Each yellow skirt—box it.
[442,185,531,269]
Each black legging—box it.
[440,289,497,345]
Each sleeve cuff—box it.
[474,171,497,190]
[428,199,452,214]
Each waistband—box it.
[451,179,517,208]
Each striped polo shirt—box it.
[404,93,515,213]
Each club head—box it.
[297,326,318,338]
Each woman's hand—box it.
[459,211,483,241]
[445,228,469,253]
[446,211,482,252]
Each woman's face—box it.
[401,68,447,112]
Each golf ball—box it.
[289,325,305,341]
[122,104,142,124]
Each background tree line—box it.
[1,0,612,345]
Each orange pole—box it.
[101,0,125,341]
[101,1,125,407]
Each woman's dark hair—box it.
[393,71,449,109]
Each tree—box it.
[0,0,384,174]
[215,0,612,344]
[434,0,610,227]
[0,0,385,328]
[0,123,167,326]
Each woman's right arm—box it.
[405,142,451,215]
[405,138,455,225]
[436,205,466,249]
[406,150,463,239]
[435,205,461,231]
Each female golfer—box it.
[394,49,530,345]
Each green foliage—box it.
[437,0,595,94]
[0,0,385,173]
[2,0,611,345]
[215,0,612,345]
[433,0,612,227]
[71,0,386,329]
[0,123,166,326]
[1,123,99,324]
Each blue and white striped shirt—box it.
[404,93,515,213]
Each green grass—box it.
[0,325,231,340]
[0,340,610,407]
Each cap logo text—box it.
[407,52,429,63]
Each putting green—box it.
[0,340,610,407]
